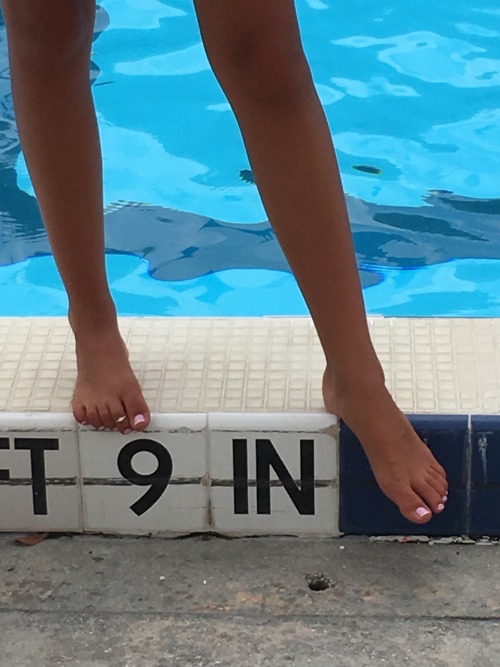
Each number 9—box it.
[117,439,173,516]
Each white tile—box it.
[211,486,338,536]
[0,413,81,531]
[208,413,339,536]
[0,412,76,432]
[79,414,208,535]
[209,413,338,480]
[84,485,208,536]
[208,412,337,434]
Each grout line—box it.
[205,414,213,531]
[75,424,84,532]
[77,424,90,532]
[464,413,472,536]
[335,415,341,531]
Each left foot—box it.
[322,367,448,524]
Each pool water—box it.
[1,0,500,316]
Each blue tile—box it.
[339,415,469,485]
[338,419,373,483]
[470,488,500,536]
[470,416,500,536]
[340,485,466,536]
[471,416,500,485]
[339,415,470,534]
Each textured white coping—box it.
[0,316,499,536]
[1,315,500,414]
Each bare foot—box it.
[69,317,151,435]
[322,367,448,524]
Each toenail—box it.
[98,426,105,431]
[415,507,431,518]
[124,429,132,435]
[442,495,448,502]
[133,414,146,427]
[437,503,445,511]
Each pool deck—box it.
[1,315,499,536]
[3,533,500,666]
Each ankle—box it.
[68,300,119,338]
[325,356,386,394]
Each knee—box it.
[3,0,91,68]
[209,32,314,106]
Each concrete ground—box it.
[1,534,500,666]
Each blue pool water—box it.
[1,1,500,316]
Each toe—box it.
[86,407,105,431]
[431,460,447,480]
[108,400,132,434]
[393,486,433,524]
[98,406,117,432]
[426,470,448,498]
[123,392,150,432]
[413,479,445,514]
[73,402,88,426]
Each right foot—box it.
[69,318,150,435]
[323,367,448,524]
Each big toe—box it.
[387,484,433,524]
[123,391,150,431]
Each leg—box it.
[193,0,448,523]
[2,0,149,434]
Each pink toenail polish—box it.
[81,421,88,426]
[98,426,105,431]
[134,414,146,427]
[415,507,431,518]
[124,429,132,435]
[442,495,448,502]
[437,503,445,511]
